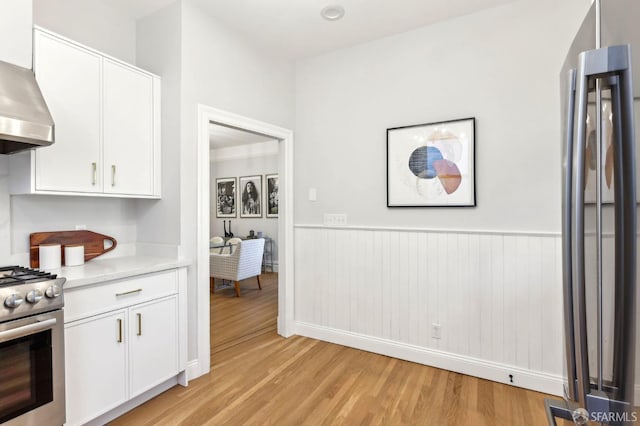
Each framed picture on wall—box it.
[239,175,262,218]
[387,117,476,207]
[215,177,237,218]
[266,174,279,218]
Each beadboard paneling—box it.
[294,226,564,393]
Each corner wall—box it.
[132,0,295,364]
[293,0,590,395]
[33,0,137,64]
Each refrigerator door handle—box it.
[562,68,578,402]
[572,50,592,410]
[607,50,637,404]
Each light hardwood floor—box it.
[111,273,564,425]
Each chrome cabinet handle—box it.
[115,288,142,297]
[137,313,142,336]
[92,162,97,185]
[117,318,123,343]
[111,165,116,186]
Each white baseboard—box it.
[85,376,178,426]
[294,321,564,397]
[186,359,203,381]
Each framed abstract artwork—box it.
[215,177,236,218]
[239,175,262,218]
[265,174,279,218]
[387,117,476,207]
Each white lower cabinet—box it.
[65,310,127,426]
[129,297,178,397]
[63,269,186,426]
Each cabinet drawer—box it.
[64,270,177,322]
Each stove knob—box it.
[45,285,61,298]
[4,294,24,309]
[26,290,43,304]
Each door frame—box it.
[196,105,295,374]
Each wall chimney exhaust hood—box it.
[0,59,54,154]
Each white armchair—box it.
[210,238,265,297]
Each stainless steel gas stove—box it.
[0,266,66,425]
[0,266,65,321]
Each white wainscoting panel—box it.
[294,225,564,395]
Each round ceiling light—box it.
[321,5,345,21]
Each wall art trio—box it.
[215,174,279,218]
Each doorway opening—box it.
[195,105,294,377]
[209,124,279,359]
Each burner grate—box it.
[0,266,57,287]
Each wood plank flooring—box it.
[111,273,565,425]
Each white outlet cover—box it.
[309,188,317,201]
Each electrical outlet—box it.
[431,323,442,339]
[323,213,347,226]
[75,225,87,230]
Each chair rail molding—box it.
[196,105,295,379]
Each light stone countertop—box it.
[50,256,191,290]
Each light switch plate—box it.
[309,188,317,201]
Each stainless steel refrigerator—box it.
[546,0,639,424]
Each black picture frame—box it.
[265,174,279,218]
[215,177,236,218]
[387,117,476,207]
[239,175,262,218]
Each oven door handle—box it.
[0,316,57,343]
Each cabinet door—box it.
[103,59,154,196]
[129,296,178,397]
[33,31,102,192]
[64,310,127,426]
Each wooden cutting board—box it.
[30,230,117,268]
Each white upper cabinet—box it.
[9,27,161,198]
[103,59,154,196]
[33,31,102,193]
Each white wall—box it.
[0,0,32,68]
[180,0,294,264]
[295,0,587,233]
[136,0,294,363]
[135,2,182,248]
[293,0,591,395]
[177,0,295,361]
[33,0,137,64]
[0,158,10,263]
[210,146,279,264]
[10,195,138,259]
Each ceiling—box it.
[110,0,516,59]
[209,123,274,149]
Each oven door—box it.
[0,310,64,426]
